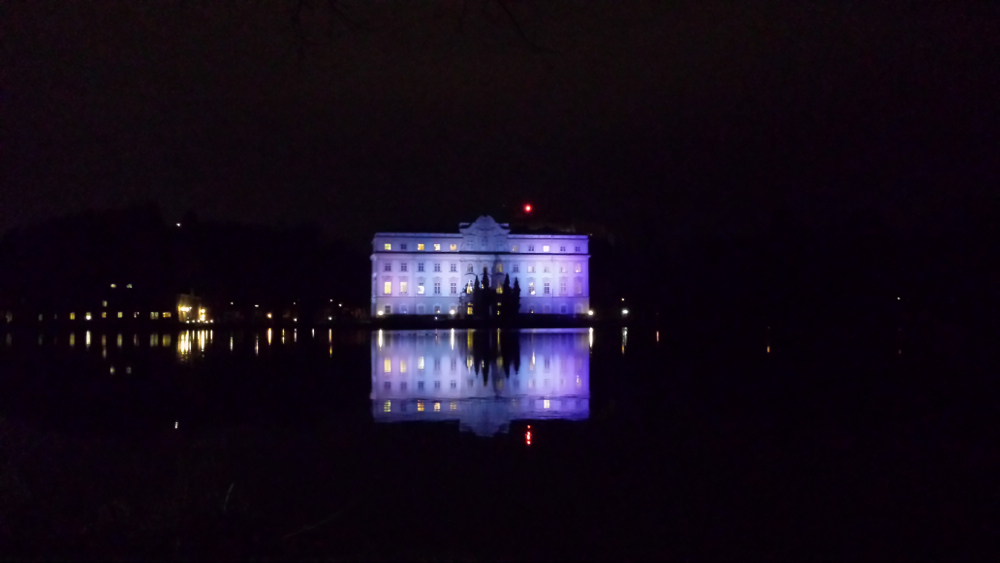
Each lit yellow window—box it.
[418,356,425,370]
[434,243,441,251]
[384,358,391,372]
[383,281,392,295]
[102,301,107,307]
[101,312,107,318]
[434,402,441,412]
[497,263,503,272]
[117,312,122,318]
[543,245,550,252]
[528,283,535,295]
[163,312,171,318]
[150,312,158,319]
[467,305,473,315]
[400,281,408,294]
[383,401,391,412]
[450,401,457,411]
[400,359,407,373]
[417,243,425,251]
[85,312,92,321]
[417,401,425,412]
[384,243,391,250]
[544,399,551,409]
[497,286,503,294]
[450,244,457,251]
[126,284,132,289]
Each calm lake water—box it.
[0,326,995,560]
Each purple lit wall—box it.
[371,328,590,436]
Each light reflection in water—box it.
[69,333,75,347]
[371,329,590,437]
[267,328,272,346]
[86,331,91,349]
[117,334,123,348]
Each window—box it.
[101,312,107,318]
[450,282,457,294]
[466,264,474,273]
[561,305,568,314]
[434,305,441,314]
[496,263,503,273]
[575,263,582,273]
[400,243,408,250]
[543,282,550,295]
[400,382,407,391]
[450,358,457,370]
[560,265,567,273]
[434,243,441,251]
[418,382,425,391]
[418,243,425,251]
[560,246,566,252]
[450,263,457,272]
[400,263,408,272]
[450,381,457,390]
[384,262,392,271]
[400,359,407,373]
[560,280,567,294]
[418,263,425,272]
[163,312,172,318]
[575,246,581,252]
[102,300,107,307]
[151,312,159,319]
[417,283,425,295]
[434,357,441,370]
[467,305,473,315]
[450,244,457,251]
[69,312,76,320]
[400,281,408,294]
[513,264,519,273]
[384,358,391,372]
[384,243,392,250]
[527,265,535,273]
[543,265,550,273]
[434,380,441,390]
[528,245,535,252]
[383,281,392,295]
[434,282,441,294]
[575,279,583,295]
[117,312,122,318]
[434,263,441,272]
[528,282,536,295]
[400,306,407,314]
[417,304,425,314]
[543,245,550,252]
[512,245,519,252]
[384,305,392,314]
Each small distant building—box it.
[370,216,590,317]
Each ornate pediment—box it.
[459,216,510,252]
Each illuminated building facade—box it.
[371,216,590,317]
[371,328,590,436]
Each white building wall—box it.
[371,217,589,317]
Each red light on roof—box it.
[524,204,532,213]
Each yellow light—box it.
[383,401,391,412]
[417,401,425,412]
[101,312,107,318]
[85,312,92,321]
[102,301,107,307]
[377,310,384,316]
[434,244,441,251]
[434,402,440,412]
[450,401,457,411]
[417,243,425,250]
[267,313,272,319]
[117,312,122,318]
[450,244,457,251]
[622,308,628,315]
[544,399,550,409]
[588,310,594,316]
[70,312,76,320]
[384,243,392,250]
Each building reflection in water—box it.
[371,329,590,437]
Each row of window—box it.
[60,311,174,321]
[381,243,585,253]
[381,262,584,274]
[378,378,582,391]
[380,303,583,315]
[379,398,586,413]
[381,355,576,373]
[379,279,584,296]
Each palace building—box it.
[371,216,590,317]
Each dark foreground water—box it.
[0,325,996,560]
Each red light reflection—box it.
[524,204,532,213]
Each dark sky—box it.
[4,1,998,246]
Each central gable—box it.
[458,216,510,252]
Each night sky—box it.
[4,1,998,247]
